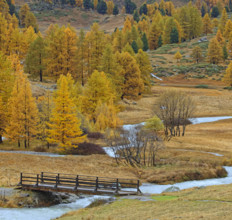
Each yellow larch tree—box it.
[207,38,223,64]
[174,51,182,63]
[0,13,9,54]
[123,17,132,33]
[76,29,86,85]
[224,61,232,86]
[76,0,83,7]
[0,53,15,142]
[116,52,144,100]
[95,100,122,132]
[0,0,9,17]
[202,13,212,35]
[88,23,105,74]
[148,22,160,50]
[47,75,86,150]
[216,29,225,47]
[6,72,39,148]
[37,91,52,149]
[19,4,30,27]
[64,26,78,77]
[81,70,117,121]
[136,49,152,91]
[219,8,228,33]
[0,97,5,143]
[223,20,232,40]
[113,29,124,52]
[107,1,114,14]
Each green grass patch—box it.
[151,195,178,201]
[224,86,232,90]
[195,84,209,89]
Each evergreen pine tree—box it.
[170,27,179,44]
[113,5,119,15]
[158,35,162,48]
[131,40,138,53]
[142,33,148,51]
[97,0,107,14]
[133,10,139,22]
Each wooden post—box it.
[55,174,59,188]
[41,172,44,183]
[20,173,23,185]
[36,174,39,187]
[95,177,98,192]
[74,175,79,190]
[137,180,141,194]
[115,178,119,193]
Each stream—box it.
[0,195,110,220]
[0,116,232,220]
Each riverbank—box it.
[0,187,82,208]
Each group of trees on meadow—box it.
[2,0,232,152]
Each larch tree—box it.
[88,23,105,74]
[113,30,124,52]
[224,61,232,86]
[63,26,78,77]
[116,52,144,100]
[148,22,160,50]
[107,1,114,14]
[207,38,223,64]
[81,70,117,121]
[216,29,225,47]
[219,8,228,33]
[0,53,15,142]
[136,49,152,91]
[24,11,39,32]
[24,36,46,82]
[95,100,122,132]
[45,25,78,79]
[19,4,30,27]
[76,29,86,85]
[6,72,39,148]
[191,46,203,63]
[0,97,6,143]
[123,16,132,33]
[37,91,52,149]
[47,75,86,150]
[223,20,232,40]
[174,51,182,63]
[202,13,212,35]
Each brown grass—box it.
[59,184,232,220]
[0,153,138,187]
[166,119,232,155]
[119,86,232,124]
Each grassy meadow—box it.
[59,184,232,220]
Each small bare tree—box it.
[155,90,195,139]
[106,125,164,167]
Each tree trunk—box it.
[18,140,20,148]
[40,69,43,82]
[0,135,2,144]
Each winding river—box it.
[1,116,232,220]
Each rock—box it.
[19,193,30,198]
[162,186,180,193]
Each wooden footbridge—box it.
[18,172,142,196]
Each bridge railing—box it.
[19,172,141,194]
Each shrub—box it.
[65,142,106,155]
[34,146,47,152]
[224,86,232,90]
[87,132,104,139]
